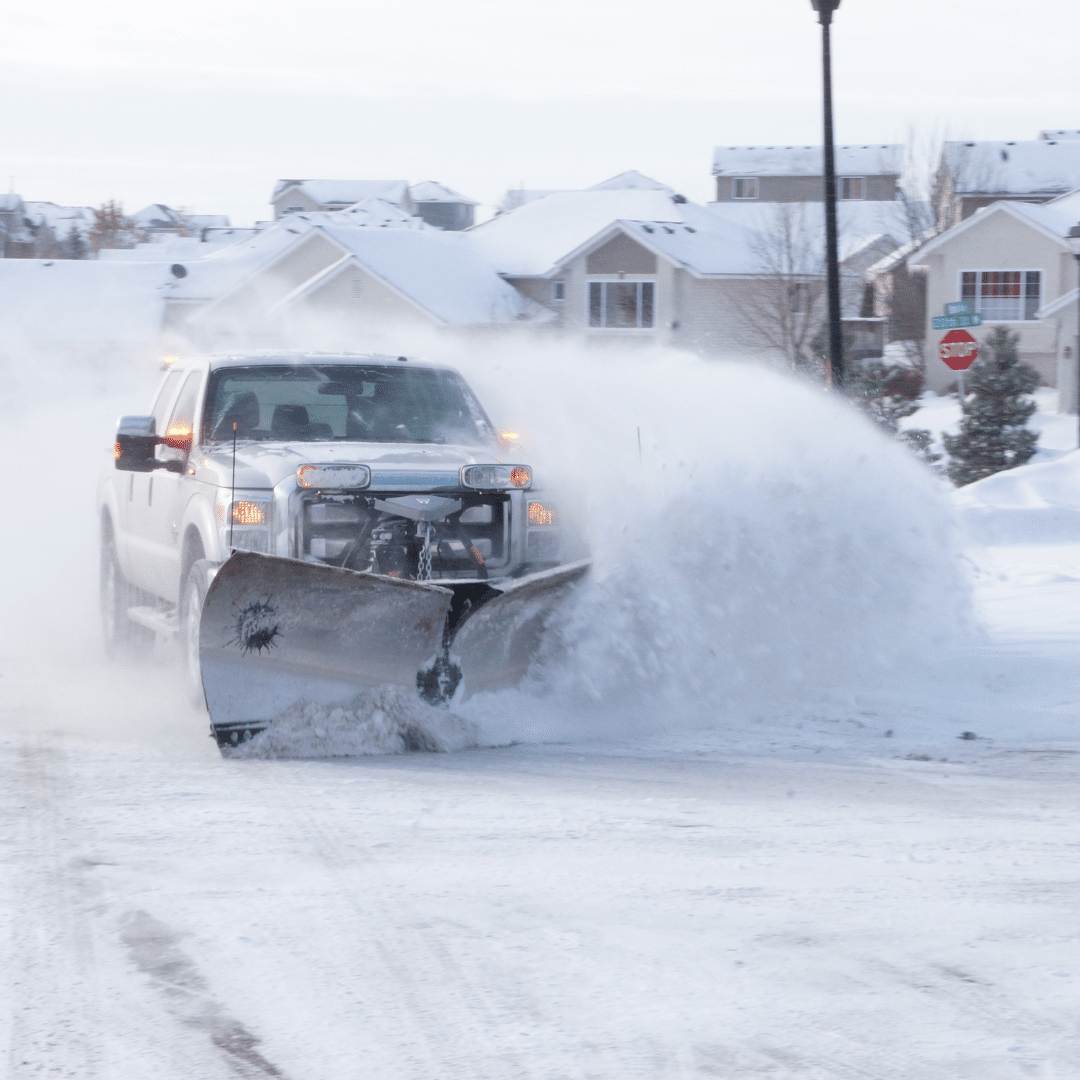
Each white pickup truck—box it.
[99,351,583,745]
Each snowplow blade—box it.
[199,551,452,746]
[449,560,590,700]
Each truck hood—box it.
[195,440,511,491]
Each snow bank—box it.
[225,685,477,760]
[954,449,1080,545]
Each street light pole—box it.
[1068,224,1080,450]
[811,0,844,389]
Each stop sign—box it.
[939,329,979,370]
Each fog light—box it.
[528,501,556,526]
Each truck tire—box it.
[100,531,152,659]
[180,559,213,707]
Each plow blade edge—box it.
[450,560,590,700]
[199,551,452,743]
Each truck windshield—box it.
[202,365,494,446]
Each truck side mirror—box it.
[113,416,159,472]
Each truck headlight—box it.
[460,465,531,490]
[297,464,370,490]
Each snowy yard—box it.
[2,358,1080,1078]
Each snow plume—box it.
[225,685,478,760]
[438,344,975,740]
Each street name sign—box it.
[945,301,972,316]
[939,329,979,370]
[932,312,983,329]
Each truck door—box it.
[124,368,183,591]
[141,371,203,602]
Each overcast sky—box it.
[2,0,1078,225]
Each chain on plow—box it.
[418,523,434,581]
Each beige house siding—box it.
[504,228,787,360]
[912,210,1072,392]
[713,174,898,203]
[272,188,325,218]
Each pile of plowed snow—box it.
[454,354,973,741]
[954,449,1080,545]
[225,685,478,760]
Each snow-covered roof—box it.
[471,189,689,277]
[130,203,183,228]
[22,202,95,236]
[706,200,913,262]
[908,198,1078,267]
[589,170,673,193]
[408,181,478,205]
[295,198,428,229]
[1040,130,1080,141]
[306,226,549,325]
[1036,287,1079,320]
[943,140,1080,196]
[0,194,24,212]
[712,144,902,177]
[0,260,167,343]
[271,179,410,208]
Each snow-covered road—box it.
[3,356,1080,1077]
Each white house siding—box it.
[913,211,1070,392]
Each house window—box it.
[552,281,565,302]
[839,177,865,200]
[961,270,1041,321]
[788,282,811,315]
[732,178,758,200]
[588,281,655,329]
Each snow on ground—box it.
[2,347,1080,1078]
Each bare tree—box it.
[88,200,147,253]
[738,203,827,370]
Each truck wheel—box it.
[100,532,152,659]
[180,560,212,707]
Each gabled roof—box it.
[590,170,673,193]
[908,199,1076,266]
[181,215,548,326]
[712,144,902,177]
[271,179,410,207]
[23,202,95,235]
[283,198,429,229]
[943,140,1080,196]
[315,226,548,324]
[1036,287,1079,319]
[408,181,478,205]
[470,189,688,277]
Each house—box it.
[937,134,1080,226]
[129,204,231,234]
[408,182,478,231]
[270,180,413,219]
[907,189,1080,393]
[711,144,902,203]
[161,208,548,349]
[470,184,816,358]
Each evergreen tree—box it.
[943,327,1039,486]
[66,224,88,260]
[846,359,922,436]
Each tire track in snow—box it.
[4,742,105,1078]
[119,909,291,1080]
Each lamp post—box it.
[1068,224,1080,450]
[810,0,844,389]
